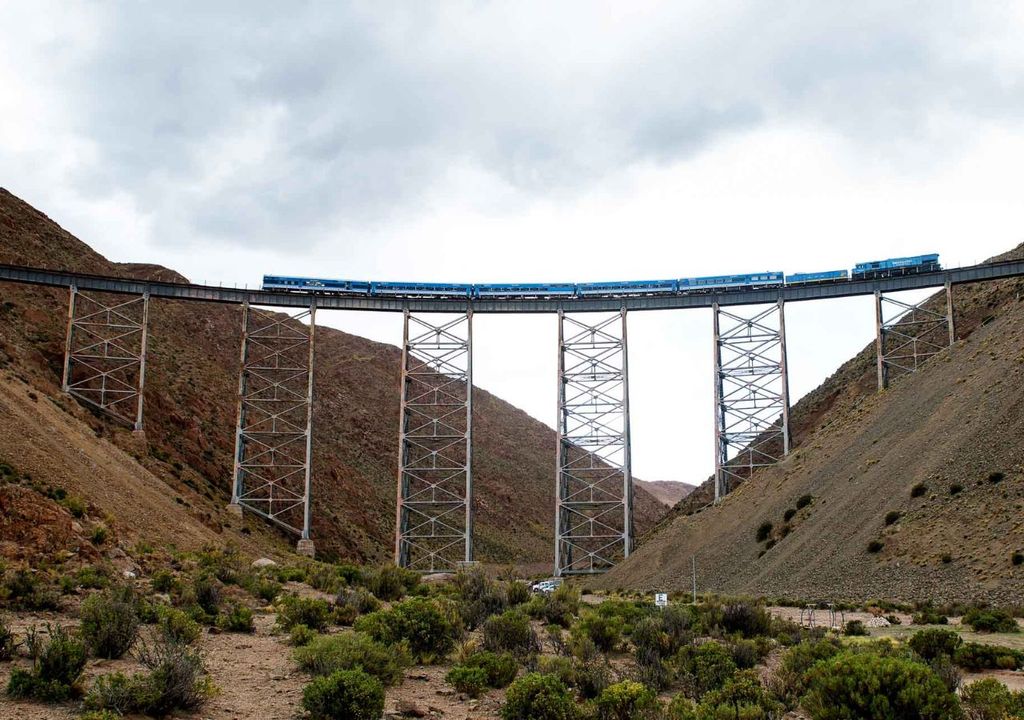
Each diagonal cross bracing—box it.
[231,301,316,541]
[61,285,150,430]
[874,284,955,390]
[555,309,633,576]
[713,301,790,501]
[395,310,473,573]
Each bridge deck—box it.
[2,260,1023,313]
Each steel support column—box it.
[395,311,473,572]
[61,283,150,430]
[713,300,790,501]
[229,300,317,555]
[554,309,633,576]
[875,284,954,390]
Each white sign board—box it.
[654,592,668,607]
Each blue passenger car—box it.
[851,254,940,280]
[263,275,371,293]
[370,281,472,297]
[785,270,849,284]
[473,283,577,298]
[679,271,784,292]
[576,279,678,296]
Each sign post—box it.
[654,592,668,608]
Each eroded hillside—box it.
[0,188,663,565]
[600,247,1024,604]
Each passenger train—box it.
[262,253,940,299]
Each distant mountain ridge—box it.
[635,480,695,507]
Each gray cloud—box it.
[11,2,1024,248]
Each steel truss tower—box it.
[713,301,790,501]
[229,300,317,556]
[874,282,955,390]
[554,309,633,576]
[395,311,473,572]
[62,284,150,431]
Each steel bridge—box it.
[3,258,1024,573]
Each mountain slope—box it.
[635,480,695,507]
[599,246,1024,604]
[0,188,664,565]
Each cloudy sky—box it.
[2,2,1023,484]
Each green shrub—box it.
[721,602,772,638]
[192,574,222,618]
[305,562,346,594]
[461,650,519,688]
[80,585,140,659]
[755,522,773,542]
[631,613,686,691]
[355,596,462,664]
[911,483,928,498]
[218,603,254,633]
[912,607,948,625]
[567,636,612,700]
[884,511,901,525]
[770,639,841,708]
[447,664,489,697]
[364,564,418,602]
[2,568,59,610]
[729,638,766,669]
[7,624,87,702]
[251,576,283,603]
[867,540,884,553]
[949,483,964,495]
[80,711,121,720]
[335,586,379,623]
[802,652,960,720]
[909,629,963,661]
[501,672,578,720]
[988,472,1005,484]
[844,619,868,636]
[571,610,623,653]
[0,615,14,660]
[962,607,1019,633]
[158,606,202,644]
[960,677,1024,720]
[75,565,111,590]
[594,679,660,720]
[527,583,581,628]
[289,623,318,647]
[453,567,509,629]
[783,508,797,522]
[277,594,331,632]
[90,524,109,545]
[697,669,784,719]
[302,668,384,720]
[953,642,1023,671]
[796,494,813,509]
[484,610,539,657]
[507,581,531,607]
[1012,552,1024,566]
[675,640,737,699]
[151,569,175,593]
[294,632,408,687]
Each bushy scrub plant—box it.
[483,609,540,657]
[960,678,1024,720]
[79,584,140,659]
[571,610,624,653]
[695,669,784,720]
[767,638,841,709]
[720,602,772,638]
[302,668,384,720]
[593,679,660,720]
[364,564,418,602]
[501,672,578,720]
[446,664,489,697]
[453,567,508,629]
[158,606,202,644]
[675,641,738,700]
[459,650,518,688]
[953,642,1023,671]
[908,628,962,661]
[354,596,462,664]
[293,632,408,686]
[217,602,254,633]
[276,594,331,632]
[6,624,87,701]
[962,607,1019,633]
[801,652,960,720]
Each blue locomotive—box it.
[261,253,940,299]
[851,253,940,280]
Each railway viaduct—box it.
[3,259,1023,575]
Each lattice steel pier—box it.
[395,311,473,572]
[875,282,955,390]
[229,300,317,556]
[713,300,790,501]
[61,284,150,430]
[554,309,633,576]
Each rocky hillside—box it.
[598,244,1024,604]
[0,188,664,565]
[635,480,695,507]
